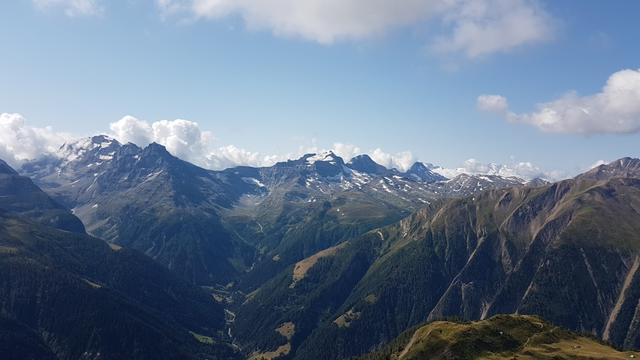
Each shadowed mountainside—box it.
[235,159,640,359]
[0,160,239,359]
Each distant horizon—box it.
[2,123,630,182]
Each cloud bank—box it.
[0,113,420,172]
[110,116,423,171]
[432,158,564,181]
[0,113,71,167]
[108,115,276,169]
[478,68,640,134]
[157,0,553,58]
[0,113,565,180]
[294,142,415,171]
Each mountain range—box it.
[239,161,640,359]
[20,136,537,288]
[2,135,639,359]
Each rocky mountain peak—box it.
[303,151,343,165]
[526,177,551,187]
[408,161,428,172]
[0,159,17,175]
[347,154,388,175]
[144,141,168,152]
[404,161,447,183]
[56,135,121,163]
[578,157,640,181]
[140,142,173,160]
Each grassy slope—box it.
[363,315,638,360]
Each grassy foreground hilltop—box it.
[362,315,638,360]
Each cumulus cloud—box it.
[33,0,102,17]
[157,0,554,58]
[432,158,563,181]
[478,68,640,134]
[0,113,72,167]
[151,119,214,161]
[109,115,154,146]
[110,117,376,170]
[110,116,213,161]
[331,143,361,162]
[0,114,572,180]
[370,148,415,171]
[109,115,278,169]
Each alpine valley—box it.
[3,135,639,359]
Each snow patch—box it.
[306,151,337,165]
[242,177,266,188]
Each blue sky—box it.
[1,0,639,178]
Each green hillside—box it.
[362,315,637,360]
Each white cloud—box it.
[0,114,573,181]
[32,0,555,58]
[331,143,361,161]
[432,158,563,181]
[477,94,509,113]
[479,69,640,134]
[0,113,72,167]
[286,142,415,171]
[109,115,154,146]
[151,119,213,161]
[204,145,280,169]
[160,0,438,43]
[110,117,376,170]
[158,0,554,58]
[110,116,215,162]
[109,115,280,169]
[589,159,608,169]
[33,0,102,17]
[431,0,553,58]
[370,148,414,171]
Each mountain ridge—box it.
[19,135,542,287]
[362,315,637,360]
[234,160,640,359]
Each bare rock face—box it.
[578,157,640,181]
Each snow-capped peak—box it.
[56,135,120,163]
[305,151,340,165]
